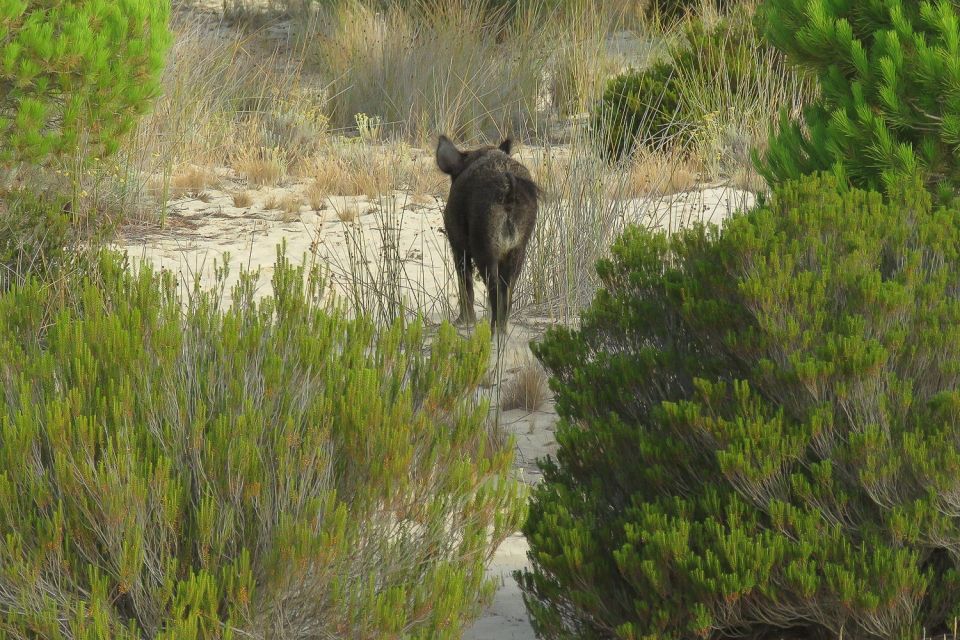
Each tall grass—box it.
[307,0,548,142]
[544,0,634,118]
[329,193,455,325]
[118,11,324,222]
[671,6,816,180]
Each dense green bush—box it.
[591,62,681,161]
[0,248,525,638]
[519,172,960,639]
[591,11,771,161]
[0,0,171,166]
[758,0,960,199]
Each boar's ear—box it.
[498,138,512,155]
[436,135,465,176]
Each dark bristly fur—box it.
[436,134,539,335]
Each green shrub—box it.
[0,0,171,166]
[591,10,778,162]
[519,172,960,639]
[0,190,74,291]
[758,0,960,200]
[591,61,681,161]
[0,247,526,638]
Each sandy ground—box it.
[120,167,752,638]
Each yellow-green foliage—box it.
[0,247,525,638]
[0,0,171,165]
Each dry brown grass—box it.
[527,151,573,197]
[312,0,546,140]
[305,182,327,211]
[118,13,319,224]
[232,190,254,208]
[546,1,626,117]
[730,167,768,193]
[263,193,282,210]
[611,151,700,199]
[280,194,303,221]
[236,147,285,188]
[169,165,220,198]
[335,202,360,223]
[311,157,356,195]
[500,353,550,412]
[402,155,447,197]
[307,144,402,197]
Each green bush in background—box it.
[0,247,526,638]
[591,61,681,161]
[0,0,171,167]
[758,0,960,200]
[591,9,770,162]
[519,172,960,638]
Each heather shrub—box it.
[758,0,960,199]
[519,173,960,639]
[0,248,525,638]
[0,0,171,167]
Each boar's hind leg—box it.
[451,245,476,325]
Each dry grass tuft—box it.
[236,147,286,188]
[335,202,360,223]
[280,194,303,221]
[169,165,220,198]
[311,1,546,140]
[232,190,253,208]
[117,12,320,224]
[500,353,550,412]
[262,193,282,210]
[527,151,573,198]
[308,144,402,197]
[730,167,768,193]
[407,165,446,197]
[311,157,356,195]
[546,2,626,117]
[305,182,327,211]
[612,151,699,198]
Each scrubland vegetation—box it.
[4,0,960,637]
[79,0,807,320]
